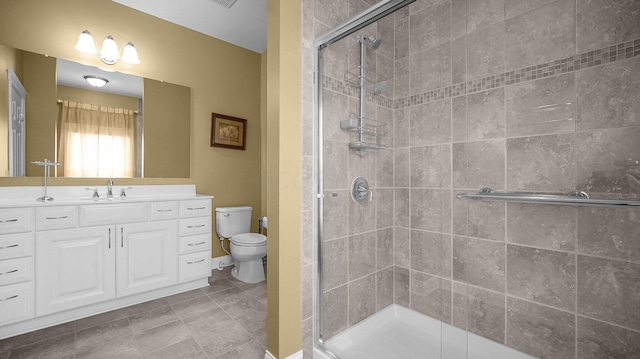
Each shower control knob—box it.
[351,177,373,204]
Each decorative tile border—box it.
[394,38,640,109]
[322,38,640,110]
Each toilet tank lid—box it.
[215,206,253,213]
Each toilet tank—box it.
[215,206,253,238]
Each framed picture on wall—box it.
[211,113,247,150]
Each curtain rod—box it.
[57,99,139,114]
[456,188,640,208]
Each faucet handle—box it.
[86,187,100,198]
[120,187,133,197]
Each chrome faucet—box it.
[107,180,114,198]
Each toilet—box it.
[215,206,267,284]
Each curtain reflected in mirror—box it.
[58,100,136,177]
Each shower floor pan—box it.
[315,304,535,359]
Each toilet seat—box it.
[231,233,267,247]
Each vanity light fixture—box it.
[75,30,141,65]
[84,75,109,88]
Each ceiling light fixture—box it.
[75,30,140,65]
[84,75,109,88]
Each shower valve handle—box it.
[357,185,373,202]
[351,177,373,204]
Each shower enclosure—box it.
[311,0,640,358]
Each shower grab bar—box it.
[456,188,640,208]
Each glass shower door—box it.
[313,1,464,358]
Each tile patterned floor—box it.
[0,267,267,359]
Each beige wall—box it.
[0,44,22,176]
[57,85,139,109]
[266,1,302,357]
[143,78,190,178]
[0,0,262,258]
[22,51,57,176]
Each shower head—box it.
[358,35,382,50]
[369,37,382,50]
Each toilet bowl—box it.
[230,233,267,283]
[215,206,267,284]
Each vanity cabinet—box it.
[0,185,212,340]
[178,199,212,283]
[35,205,178,316]
[35,221,178,316]
[0,208,34,326]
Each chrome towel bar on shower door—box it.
[456,188,640,208]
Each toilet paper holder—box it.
[259,215,268,234]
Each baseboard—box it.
[265,349,303,359]
[211,255,233,270]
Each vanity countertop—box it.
[0,185,213,208]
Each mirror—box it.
[0,43,190,178]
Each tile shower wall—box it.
[391,0,640,359]
[302,0,640,358]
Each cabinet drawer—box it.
[0,257,32,286]
[0,232,33,260]
[0,281,34,325]
[79,203,148,227]
[179,199,211,218]
[179,217,211,236]
[36,206,77,231]
[179,233,212,255]
[179,251,211,282]
[150,201,179,221]
[0,208,33,235]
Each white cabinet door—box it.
[35,226,116,316]
[116,221,177,297]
